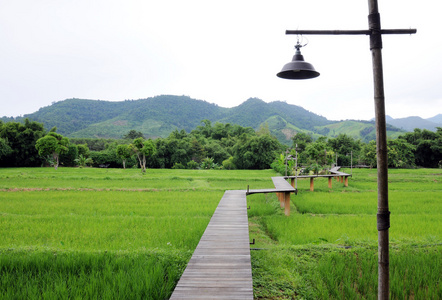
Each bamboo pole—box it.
[368,1,390,299]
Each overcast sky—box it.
[1,0,440,121]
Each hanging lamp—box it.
[277,41,320,80]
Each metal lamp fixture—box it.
[277,42,320,80]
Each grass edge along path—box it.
[0,248,191,300]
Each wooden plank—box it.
[247,177,296,195]
[170,190,253,300]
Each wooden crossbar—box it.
[246,177,296,216]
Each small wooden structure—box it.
[246,176,297,216]
[285,167,351,192]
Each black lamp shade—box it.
[277,50,320,80]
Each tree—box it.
[0,119,46,167]
[233,135,281,169]
[195,119,213,138]
[130,138,156,172]
[77,144,91,158]
[0,138,12,159]
[302,139,334,166]
[399,128,441,167]
[60,144,79,167]
[35,132,69,169]
[292,132,313,153]
[116,144,131,169]
[203,141,229,165]
[387,139,416,168]
[123,130,144,140]
[360,138,416,168]
[222,156,236,170]
[327,134,362,166]
[256,122,271,136]
[361,140,377,167]
[189,137,205,163]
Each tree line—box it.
[1,119,440,170]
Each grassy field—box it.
[0,168,273,299]
[0,167,440,299]
[247,168,441,299]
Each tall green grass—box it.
[0,249,187,300]
[315,247,441,300]
[0,168,275,299]
[1,190,220,251]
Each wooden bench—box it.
[246,177,296,216]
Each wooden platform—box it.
[170,190,253,300]
[284,167,351,191]
[246,176,296,194]
[246,177,296,216]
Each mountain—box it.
[313,120,403,143]
[2,95,408,145]
[426,114,442,125]
[386,116,441,132]
[9,96,228,139]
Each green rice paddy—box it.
[0,167,440,299]
[247,168,441,299]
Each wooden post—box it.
[328,177,332,188]
[278,192,284,208]
[335,176,339,182]
[340,176,344,183]
[291,178,295,187]
[310,177,314,191]
[284,192,290,216]
[344,176,349,187]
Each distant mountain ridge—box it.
[383,114,442,132]
[371,114,442,132]
[2,95,438,145]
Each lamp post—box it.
[285,149,290,176]
[294,144,300,190]
[277,1,416,298]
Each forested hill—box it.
[2,95,405,144]
[9,96,228,138]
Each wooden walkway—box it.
[170,190,253,300]
[171,168,351,298]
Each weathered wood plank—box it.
[170,190,253,300]
[246,177,296,195]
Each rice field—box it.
[247,168,441,299]
[0,167,440,299]
[0,168,273,299]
